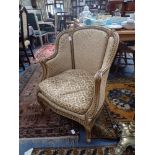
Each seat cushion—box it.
[39,69,95,115]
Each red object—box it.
[106,0,125,15]
[125,1,135,11]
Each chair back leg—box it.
[24,49,30,64]
[19,56,25,70]
[29,45,35,59]
[39,36,43,46]
[85,127,91,143]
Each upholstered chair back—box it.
[47,32,73,77]
[73,28,110,74]
[20,7,29,40]
[27,13,39,30]
[55,27,117,74]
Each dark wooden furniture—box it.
[124,1,135,13]
[117,29,135,41]
[106,0,124,15]
[56,12,73,31]
[106,0,135,16]
[114,41,135,68]
[31,0,37,8]
[27,12,49,46]
[19,7,35,68]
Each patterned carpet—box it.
[105,82,135,122]
[19,62,134,139]
[93,81,134,139]
[19,102,80,138]
[30,146,135,155]
[31,44,55,63]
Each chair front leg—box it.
[19,56,25,70]
[37,95,46,115]
[39,36,43,46]
[29,45,35,59]
[85,126,92,143]
[24,48,30,65]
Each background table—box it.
[117,29,135,41]
[72,22,135,41]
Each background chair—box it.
[37,26,119,142]
[19,7,35,67]
[54,6,73,34]
[35,10,55,42]
[27,12,49,46]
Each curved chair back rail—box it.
[20,7,29,41]
[37,26,119,142]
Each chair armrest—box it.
[39,49,72,81]
[86,33,119,119]
[39,23,55,32]
[86,67,110,120]
[39,23,54,27]
[94,67,110,107]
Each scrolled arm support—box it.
[39,51,57,81]
[86,66,110,121]
[40,60,48,81]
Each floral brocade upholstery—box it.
[37,27,119,142]
[39,69,95,114]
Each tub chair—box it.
[37,26,119,142]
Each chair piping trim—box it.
[69,34,75,69]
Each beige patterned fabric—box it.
[46,33,72,78]
[102,37,115,69]
[37,27,119,142]
[39,69,95,114]
[97,37,115,110]
[22,11,28,39]
[73,29,109,74]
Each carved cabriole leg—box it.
[85,127,91,143]
[37,92,98,143]
[37,95,46,115]
[85,107,103,143]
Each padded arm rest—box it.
[86,33,119,119]
[95,33,119,111]
[40,54,62,81]
[40,50,72,80]
[40,31,73,80]
[86,67,110,120]
[94,67,110,109]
